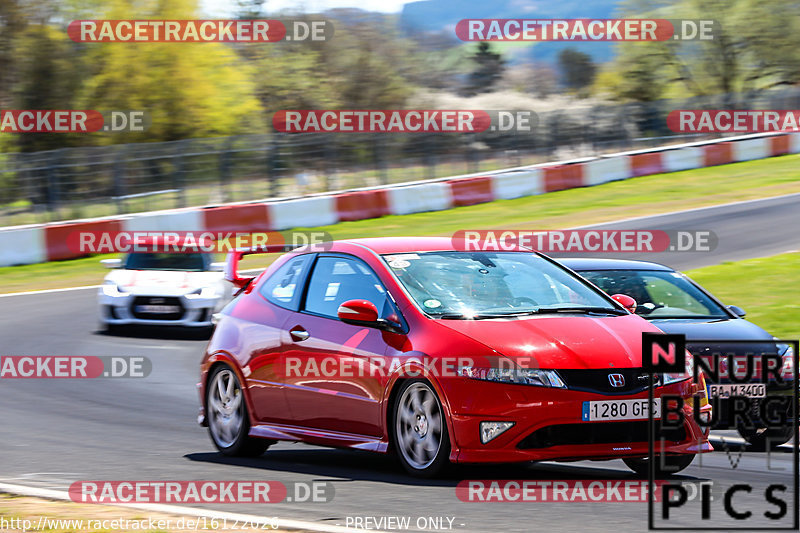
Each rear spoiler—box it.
[224,244,289,289]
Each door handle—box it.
[290,328,310,342]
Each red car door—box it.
[241,254,313,424]
[281,254,403,438]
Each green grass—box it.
[686,252,800,339]
[1,153,799,294]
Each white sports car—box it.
[98,249,230,330]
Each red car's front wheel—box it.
[392,380,451,477]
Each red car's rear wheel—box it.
[206,365,272,457]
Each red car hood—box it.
[436,314,664,370]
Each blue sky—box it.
[200,0,409,16]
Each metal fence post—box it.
[46,149,63,222]
[267,135,279,198]
[112,145,126,214]
[219,137,232,203]
[373,135,388,185]
[173,140,186,208]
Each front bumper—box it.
[446,379,712,464]
[99,292,220,327]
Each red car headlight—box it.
[662,350,694,385]
[458,366,566,388]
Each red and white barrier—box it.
[448,177,494,207]
[629,152,664,177]
[45,219,122,262]
[387,182,452,215]
[0,226,46,266]
[335,189,391,222]
[662,146,703,173]
[584,156,630,186]
[270,196,338,229]
[202,203,272,233]
[733,137,771,162]
[123,209,204,233]
[789,133,800,153]
[702,142,734,167]
[543,164,584,192]
[1,132,796,267]
[490,169,544,199]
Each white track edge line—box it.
[0,285,101,298]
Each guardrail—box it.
[0,131,797,267]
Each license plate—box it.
[707,383,766,398]
[135,304,180,314]
[582,399,661,421]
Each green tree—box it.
[12,25,86,152]
[558,48,597,91]
[243,13,414,115]
[610,0,800,104]
[0,0,26,108]
[75,0,264,143]
[463,42,506,96]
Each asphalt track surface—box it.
[1,193,799,532]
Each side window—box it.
[304,256,394,320]
[259,254,312,310]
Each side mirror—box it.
[611,294,637,313]
[337,299,379,323]
[101,258,122,269]
[209,262,225,272]
[727,305,746,317]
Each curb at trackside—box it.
[0,482,374,533]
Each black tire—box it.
[206,365,273,457]
[738,424,795,451]
[623,454,695,477]
[391,379,451,477]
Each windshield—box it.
[124,253,209,272]
[577,269,729,319]
[383,251,618,318]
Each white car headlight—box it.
[102,280,128,296]
[459,366,566,388]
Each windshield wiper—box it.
[472,311,540,318]
[533,307,628,316]
[435,308,626,319]
[435,313,472,319]
[435,311,538,320]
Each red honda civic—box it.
[198,237,712,477]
